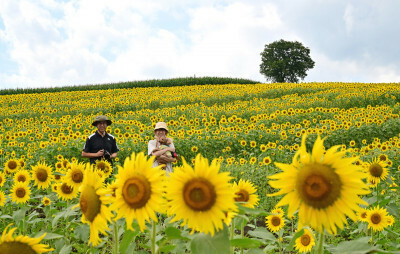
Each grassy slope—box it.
[0,76,260,95]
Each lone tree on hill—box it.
[260,39,315,83]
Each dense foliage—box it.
[0,81,399,253]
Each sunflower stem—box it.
[113,221,119,254]
[315,231,324,254]
[230,218,235,254]
[240,220,244,254]
[151,219,157,254]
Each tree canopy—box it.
[260,39,315,83]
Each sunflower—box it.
[65,162,85,189]
[42,196,51,206]
[294,228,315,253]
[111,152,165,231]
[77,164,113,246]
[106,180,118,202]
[378,154,388,162]
[10,182,31,204]
[18,158,26,169]
[357,208,369,222]
[13,170,31,184]
[265,213,285,233]
[271,207,285,216]
[54,161,64,171]
[0,190,6,206]
[0,171,6,187]
[365,158,388,184]
[167,154,237,236]
[4,158,20,174]
[55,181,78,201]
[386,215,395,226]
[31,161,53,189]
[0,224,54,253]
[367,206,388,232]
[268,135,370,234]
[53,169,64,182]
[232,179,259,208]
[263,156,271,165]
[94,159,113,178]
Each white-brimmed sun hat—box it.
[154,122,168,132]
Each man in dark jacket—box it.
[82,115,119,165]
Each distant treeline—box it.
[0,77,260,95]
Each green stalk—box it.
[113,221,119,254]
[315,231,324,254]
[230,218,235,254]
[240,221,244,254]
[151,219,157,254]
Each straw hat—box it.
[92,115,112,126]
[154,122,168,132]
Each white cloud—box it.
[343,3,354,34]
[306,51,400,83]
[1,0,400,88]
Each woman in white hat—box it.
[148,122,176,175]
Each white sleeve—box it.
[148,140,156,156]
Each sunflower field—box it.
[0,82,399,253]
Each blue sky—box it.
[0,0,399,89]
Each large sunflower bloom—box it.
[232,179,259,208]
[10,182,31,204]
[13,170,31,185]
[294,228,315,253]
[268,135,370,234]
[31,161,53,189]
[4,158,20,174]
[265,213,285,233]
[167,154,237,236]
[65,162,85,189]
[111,152,166,231]
[367,205,388,232]
[0,224,54,253]
[365,158,388,184]
[55,181,78,201]
[77,164,113,246]
[95,159,113,178]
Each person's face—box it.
[155,129,167,137]
[96,121,108,132]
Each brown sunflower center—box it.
[61,183,73,194]
[235,190,250,202]
[361,212,367,219]
[369,163,383,177]
[96,162,108,172]
[71,170,84,183]
[36,168,48,182]
[371,213,381,224]
[296,163,342,209]
[16,187,26,198]
[271,216,281,226]
[62,160,69,167]
[379,155,387,161]
[17,175,26,182]
[8,161,18,170]
[122,176,151,209]
[54,174,61,180]
[0,176,3,184]
[0,242,36,254]
[80,186,101,222]
[301,234,311,246]
[183,178,216,211]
